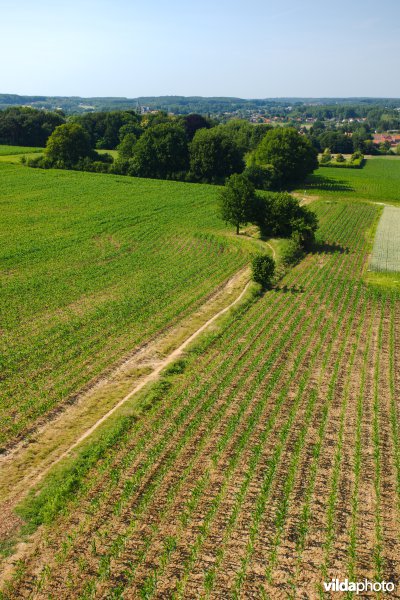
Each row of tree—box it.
[220,173,317,245]
[220,173,318,288]
[0,107,65,147]
[30,118,318,188]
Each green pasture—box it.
[0,144,43,155]
[97,148,118,159]
[0,163,259,446]
[301,158,400,205]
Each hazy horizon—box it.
[1,0,399,98]
[2,93,400,101]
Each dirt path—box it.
[0,267,251,543]
[35,276,251,483]
[265,241,276,260]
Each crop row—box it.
[3,200,390,597]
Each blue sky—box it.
[1,0,399,98]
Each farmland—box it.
[370,206,400,272]
[2,192,400,598]
[1,155,400,598]
[0,145,42,156]
[303,157,400,205]
[0,162,256,448]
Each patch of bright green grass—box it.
[364,271,400,292]
[0,144,42,155]
[97,149,118,160]
[301,158,400,205]
[0,163,258,446]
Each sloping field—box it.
[0,145,42,156]
[4,200,399,598]
[0,164,252,448]
[304,158,400,205]
[370,206,400,272]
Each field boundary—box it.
[369,205,400,273]
[0,267,252,536]
[35,275,252,482]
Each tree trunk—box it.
[236,223,239,235]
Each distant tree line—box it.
[289,103,400,132]
[3,105,398,163]
[302,120,377,155]
[1,94,399,122]
[27,112,319,189]
[0,107,65,146]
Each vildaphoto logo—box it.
[323,578,395,594]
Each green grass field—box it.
[2,146,400,599]
[8,198,400,598]
[0,163,257,447]
[0,145,42,156]
[97,148,118,159]
[302,158,400,205]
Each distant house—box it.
[373,133,400,147]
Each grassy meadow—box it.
[301,158,400,205]
[0,145,43,156]
[1,147,400,598]
[0,162,257,447]
[0,145,43,164]
[8,197,400,598]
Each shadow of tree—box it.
[303,174,355,193]
[275,283,305,294]
[312,241,350,254]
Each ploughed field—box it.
[5,200,400,598]
[0,163,250,447]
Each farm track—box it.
[0,265,256,546]
[2,200,400,599]
[6,258,320,597]
[0,265,252,499]
[2,163,255,448]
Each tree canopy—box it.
[219,173,257,235]
[179,113,211,141]
[0,107,65,147]
[45,123,93,167]
[72,110,142,149]
[131,122,189,179]
[251,254,275,288]
[255,127,318,185]
[262,192,318,248]
[190,127,244,183]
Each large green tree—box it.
[131,122,189,179]
[256,127,318,185]
[117,133,137,159]
[45,123,92,167]
[318,130,353,154]
[219,173,257,235]
[179,113,210,141]
[190,127,244,183]
[262,192,318,247]
[72,110,142,149]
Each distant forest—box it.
[1,94,400,117]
